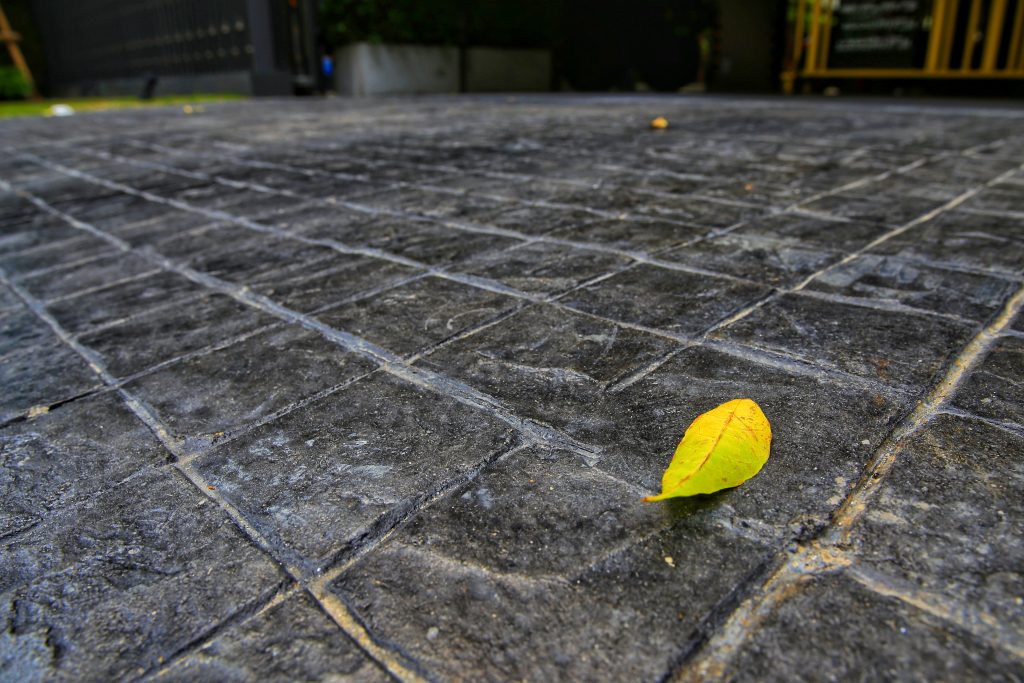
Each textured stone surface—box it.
[726,573,1024,682]
[0,469,285,682]
[452,241,630,295]
[0,339,103,423]
[870,209,1024,275]
[315,276,523,358]
[415,303,680,440]
[846,413,1024,636]
[1,96,1023,681]
[592,344,908,531]
[561,263,770,337]
[0,392,167,537]
[806,253,1020,321]
[125,325,376,444]
[193,371,514,567]
[951,336,1024,427]
[79,293,279,378]
[44,270,205,335]
[330,450,775,681]
[660,233,839,287]
[157,593,390,683]
[714,293,976,389]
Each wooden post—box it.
[0,2,36,96]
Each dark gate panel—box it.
[32,0,251,83]
[28,0,316,95]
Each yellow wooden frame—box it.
[783,0,1024,92]
[0,1,36,96]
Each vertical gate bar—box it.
[925,0,949,72]
[805,0,824,73]
[982,0,1009,71]
[819,0,835,70]
[1008,0,1024,70]
[940,0,961,69]
[793,0,807,67]
[961,0,983,71]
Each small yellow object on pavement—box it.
[643,398,771,501]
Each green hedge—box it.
[320,0,558,48]
[0,67,31,100]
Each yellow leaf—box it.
[650,116,669,129]
[642,398,771,501]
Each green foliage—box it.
[319,0,558,47]
[320,0,456,45]
[0,67,31,101]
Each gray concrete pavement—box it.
[0,95,1022,682]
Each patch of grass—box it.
[0,94,246,119]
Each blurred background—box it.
[1,0,1022,110]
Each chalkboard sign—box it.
[828,0,932,69]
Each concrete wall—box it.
[335,44,459,96]
[335,43,553,96]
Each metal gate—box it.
[783,0,1024,91]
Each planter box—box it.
[335,43,458,96]
[335,42,552,96]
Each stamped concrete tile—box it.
[330,492,773,682]
[473,204,601,237]
[125,325,376,444]
[370,224,521,267]
[193,372,514,567]
[728,213,890,252]
[0,236,116,279]
[17,252,156,302]
[79,293,279,378]
[964,185,1024,214]
[45,270,205,335]
[806,254,1019,321]
[951,336,1024,427]
[0,214,82,258]
[548,217,707,254]
[451,241,629,296]
[562,264,770,337]
[870,210,1024,276]
[415,303,678,440]
[725,573,1024,683]
[109,211,217,247]
[593,344,906,531]
[181,232,338,286]
[0,469,285,682]
[714,293,976,389]
[847,413,1024,635]
[0,310,51,358]
[250,253,422,313]
[156,592,390,683]
[0,340,102,423]
[395,446,666,576]
[0,392,167,537]
[0,284,19,314]
[660,234,839,287]
[801,191,944,226]
[316,277,523,358]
